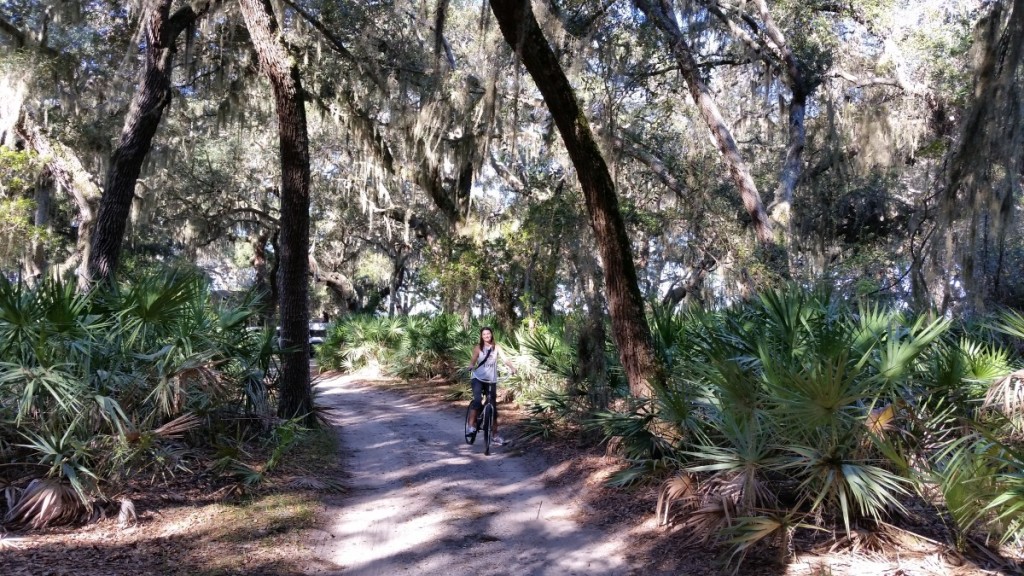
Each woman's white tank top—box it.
[471,345,498,383]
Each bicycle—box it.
[464,380,497,455]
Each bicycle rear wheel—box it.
[464,403,477,444]
[482,403,494,455]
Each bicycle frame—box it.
[464,381,498,455]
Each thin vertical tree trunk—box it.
[25,174,52,281]
[490,0,661,398]
[770,94,806,232]
[251,230,274,322]
[239,0,314,424]
[88,0,215,282]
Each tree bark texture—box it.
[239,0,314,423]
[933,0,1024,314]
[88,0,214,282]
[490,0,661,398]
[321,271,359,311]
[250,230,275,322]
[633,0,774,247]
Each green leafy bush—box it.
[0,269,278,528]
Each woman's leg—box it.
[468,378,483,428]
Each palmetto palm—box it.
[397,314,467,378]
[984,309,1024,430]
[320,315,408,373]
[652,286,958,557]
[1,270,273,528]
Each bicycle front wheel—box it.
[482,404,494,456]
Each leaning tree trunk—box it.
[633,0,776,249]
[490,0,661,398]
[239,0,314,424]
[87,0,215,282]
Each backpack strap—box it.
[475,346,493,370]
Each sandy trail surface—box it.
[307,373,639,576]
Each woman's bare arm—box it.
[498,344,516,374]
[469,345,481,370]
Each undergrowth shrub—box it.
[0,269,289,529]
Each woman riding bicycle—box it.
[467,327,515,445]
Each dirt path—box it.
[306,374,639,576]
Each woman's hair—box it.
[477,326,494,349]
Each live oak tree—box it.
[489,0,662,398]
[4,0,1023,334]
[632,0,774,250]
[88,0,219,283]
[238,0,314,423]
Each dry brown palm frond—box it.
[278,475,348,493]
[156,358,231,415]
[865,403,897,435]
[152,412,202,439]
[676,497,737,545]
[717,469,777,513]
[603,435,623,457]
[174,363,230,401]
[656,472,700,527]
[3,478,91,529]
[827,524,902,556]
[210,483,248,501]
[984,369,1024,418]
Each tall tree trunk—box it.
[633,0,774,248]
[769,92,806,239]
[88,0,214,282]
[388,251,408,317]
[490,0,661,398]
[930,0,1024,314]
[239,0,314,424]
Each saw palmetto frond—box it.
[984,369,1024,419]
[656,472,700,526]
[152,412,202,439]
[3,478,91,529]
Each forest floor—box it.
[1,369,1020,575]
